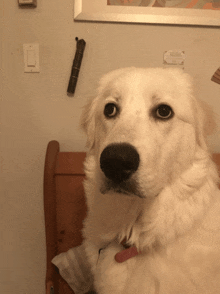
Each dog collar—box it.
[115,246,139,263]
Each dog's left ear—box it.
[80,96,97,150]
[194,98,216,150]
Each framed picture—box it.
[74,0,220,26]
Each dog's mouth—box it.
[100,178,144,199]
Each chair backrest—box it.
[44,141,86,294]
[44,140,220,294]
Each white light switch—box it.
[23,43,39,73]
[27,50,36,66]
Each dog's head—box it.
[81,67,215,199]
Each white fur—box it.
[80,67,220,294]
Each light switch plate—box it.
[23,43,40,73]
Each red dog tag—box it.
[115,246,139,263]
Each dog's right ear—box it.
[80,96,98,150]
[193,98,217,151]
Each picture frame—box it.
[74,0,220,27]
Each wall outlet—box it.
[163,50,185,69]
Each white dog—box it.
[80,67,220,294]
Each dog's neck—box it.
[119,149,219,252]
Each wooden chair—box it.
[44,140,87,294]
[44,140,220,294]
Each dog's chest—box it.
[95,199,220,294]
[95,241,220,294]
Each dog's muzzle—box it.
[100,143,140,183]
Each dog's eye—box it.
[155,104,174,120]
[104,103,118,118]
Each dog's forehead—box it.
[102,68,188,93]
[100,68,192,105]
[105,69,165,90]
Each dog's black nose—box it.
[100,143,140,183]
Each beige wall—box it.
[1,0,220,293]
